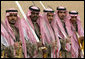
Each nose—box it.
[34,13,37,16]
[11,16,16,20]
[12,16,15,19]
[50,17,53,19]
[73,18,76,20]
[62,13,65,16]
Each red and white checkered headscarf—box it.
[3,8,27,58]
[40,8,55,45]
[69,11,84,37]
[21,6,42,44]
[1,24,12,47]
[53,6,73,57]
[65,10,84,58]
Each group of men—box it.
[1,5,84,58]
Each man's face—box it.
[58,10,66,20]
[47,12,54,23]
[7,13,18,25]
[30,11,39,22]
[71,16,77,21]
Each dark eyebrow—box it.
[9,14,17,16]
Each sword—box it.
[75,32,84,57]
[39,1,46,9]
[32,1,36,6]
[15,1,39,42]
[47,5,55,11]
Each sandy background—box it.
[1,1,84,29]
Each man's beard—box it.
[60,16,65,20]
[71,19,76,24]
[9,20,16,25]
[49,19,52,24]
[32,17,38,22]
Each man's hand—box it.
[78,36,84,48]
[66,35,71,39]
[37,42,43,48]
[66,37,71,43]
[79,36,84,41]
[51,40,57,48]
[14,42,19,48]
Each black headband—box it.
[29,6,40,12]
[69,11,78,14]
[57,7,66,10]
[6,10,18,13]
[43,10,54,13]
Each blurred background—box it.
[1,1,84,29]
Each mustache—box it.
[33,16,38,18]
[61,15,65,17]
[10,19,16,23]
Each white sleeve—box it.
[1,35,9,47]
